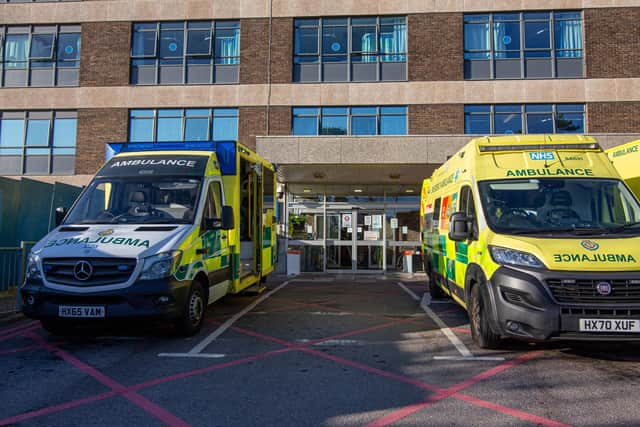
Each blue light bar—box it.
[105,141,238,175]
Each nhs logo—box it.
[529,152,555,161]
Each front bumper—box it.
[20,277,191,321]
[486,266,640,341]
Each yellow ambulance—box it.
[421,135,640,348]
[607,139,640,198]
[21,141,277,336]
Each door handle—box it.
[196,248,208,255]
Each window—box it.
[292,106,407,136]
[201,181,223,230]
[432,198,441,231]
[131,21,240,85]
[464,104,584,134]
[464,11,583,79]
[128,108,238,143]
[0,25,81,87]
[294,16,406,82]
[0,111,77,175]
[458,186,478,238]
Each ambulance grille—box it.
[42,258,137,286]
[547,279,640,304]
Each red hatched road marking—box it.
[23,332,190,427]
[0,283,568,427]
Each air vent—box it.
[58,227,89,232]
[134,226,178,232]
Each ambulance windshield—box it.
[477,178,640,235]
[65,177,202,225]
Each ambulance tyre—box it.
[469,283,501,349]
[175,281,206,337]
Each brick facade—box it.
[80,22,131,86]
[587,102,640,133]
[270,18,293,84]
[408,13,464,81]
[585,8,640,79]
[240,19,270,84]
[238,107,267,149]
[268,106,292,135]
[409,104,464,134]
[75,109,128,174]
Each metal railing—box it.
[0,241,36,315]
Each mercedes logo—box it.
[73,260,93,281]
[596,281,612,296]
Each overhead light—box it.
[353,189,363,193]
[303,188,312,193]
[405,189,415,193]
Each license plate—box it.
[58,306,105,318]
[579,318,640,333]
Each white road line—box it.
[310,312,353,316]
[397,282,504,361]
[158,353,226,359]
[433,355,505,361]
[185,279,292,355]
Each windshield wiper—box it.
[509,227,610,236]
[608,221,640,233]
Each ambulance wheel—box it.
[428,268,445,299]
[469,284,501,349]
[41,320,74,336]
[175,281,205,337]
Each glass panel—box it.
[294,27,319,55]
[215,28,240,64]
[130,109,154,118]
[351,115,376,135]
[57,33,81,65]
[0,119,25,147]
[525,104,552,112]
[322,26,348,55]
[494,112,522,134]
[292,116,318,135]
[380,114,406,135]
[159,29,184,58]
[465,105,490,113]
[351,106,376,115]
[321,115,347,135]
[465,113,491,134]
[326,243,353,270]
[352,26,376,53]
[555,19,583,58]
[464,23,490,52]
[52,118,77,147]
[212,116,238,140]
[556,104,583,113]
[493,22,520,55]
[157,117,182,141]
[4,34,29,68]
[379,23,407,61]
[526,113,554,133]
[525,21,550,49]
[494,104,521,113]
[29,33,55,59]
[185,117,209,141]
[556,113,584,133]
[186,29,211,55]
[129,118,154,142]
[131,30,157,57]
[26,119,50,146]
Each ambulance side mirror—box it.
[55,206,67,227]
[448,211,470,242]
[221,206,235,230]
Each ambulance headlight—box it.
[140,251,182,280]
[25,253,42,280]
[489,246,544,269]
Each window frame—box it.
[293,16,407,83]
[464,104,585,135]
[0,25,81,87]
[291,106,408,136]
[463,11,584,80]
[0,110,77,175]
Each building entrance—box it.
[285,189,422,274]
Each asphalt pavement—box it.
[1,274,640,426]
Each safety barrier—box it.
[0,242,35,315]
